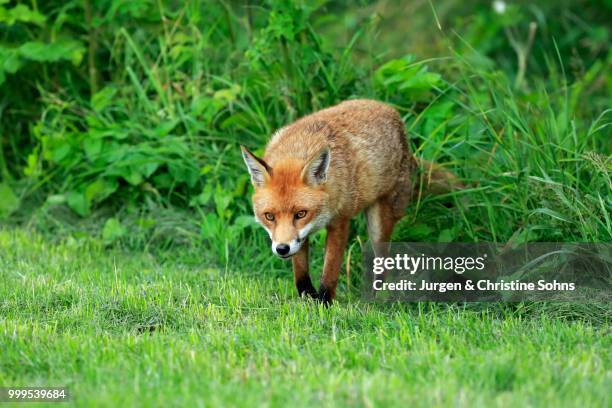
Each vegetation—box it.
[0,0,610,406]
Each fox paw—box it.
[317,286,334,307]
[296,278,317,299]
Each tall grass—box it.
[396,52,611,244]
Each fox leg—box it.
[365,199,397,259]
[367,169,412,259]
[365,196,405,289]
[318,218,351,305]
[292,239,317,298]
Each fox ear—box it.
[240,146,271,187]
[302,146,330,186]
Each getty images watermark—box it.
[362,243,611,302]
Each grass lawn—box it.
[0,228,609,407]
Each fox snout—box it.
[271,236,303,259]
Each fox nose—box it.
[276,244,290,256]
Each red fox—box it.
[241,99,459,304]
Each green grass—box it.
[1,229,609,407]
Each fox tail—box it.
[413,157,464,197]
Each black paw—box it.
[317,286,333,307]
[296,277,317,299]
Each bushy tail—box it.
[413,158,464,197]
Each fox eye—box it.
[264,212,275,221]
[295,210,307,219]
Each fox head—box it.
[240,145,333,258]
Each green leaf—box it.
[233,215,256,230]
[374,54,441,101]
[91,86,118,112]
[0,47,22,73]
[191,184,213,206]
[168,162,198,188]
[214,189,232,220]
[200,212,223,240]
[137,217,156,229]
[19,40,85,65]
[66,191,90,217]
[0,183,19,219]
[437,228,456,243]
[0,46,22,85]
[51,143,71,163]
[46,195,66,205]
[213,84,241,104]
[83,137,103,160]
[85,178,118,204]
[152,120,179,138]
[23,151,39,177]
[138,162,159,178]
[102,218,127,245]
[0,4,46,26]
[122,168,143,186]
